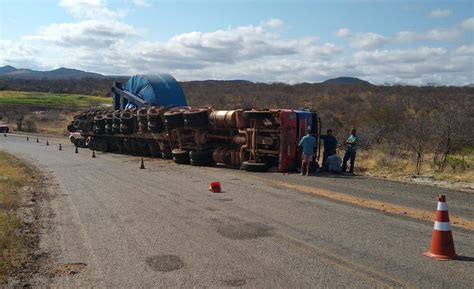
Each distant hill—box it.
[186,79,254,85]
[323,77,372,85]
[0,65,19,74]
[0,65,106,79]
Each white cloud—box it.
[336,28,352,37]
[25,20,138,48]
[426,27,463,41]
[354,47,448,65]
[350,32,386,49]
[0,40,42,68]
[262,18,283,29]
[393,18,472,43]
[453,44,474,56]
[393,31,420,42]
[59,0,124,19]
[351,46,473,85]
[429,9,451,18]
[336,28,385,49]
[133,0,151,7]
[461,17,474,30]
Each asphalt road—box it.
[1,133,473,288]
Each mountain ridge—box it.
[0,65,106,79]
[0,65,374,84]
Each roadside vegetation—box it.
[0,91,111,136]
[0,151,37,284]
[0,91,111,107]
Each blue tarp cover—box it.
[123,74,187,108]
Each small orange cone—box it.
[27,136,29,141]
[209,181,222,193]
[59,144,62,151]
[75,146,79,154]
[140,157,145,169]
[424,195,458,260]
[36,138,39,143]
[46,140,49,146]
[92,150,96,158]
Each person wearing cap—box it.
[298,126,317,176]
[342,128,359,174]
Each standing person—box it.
[298,127,317,176]
[320,129,338,171]
[342,128,359,174]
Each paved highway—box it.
[1,134,473,288]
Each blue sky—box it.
[1,0,473,84]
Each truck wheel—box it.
[84,121,94,132]
[183,108,210,127]
[148,121,164,133]
[98,141,109,152]
[67,124,75,132]
[172,149,190,164]
[162,150,173,159]
[73,119,81,129]
[164,108,188,128]
[148,140,161,157]
[241,161,268,172]
[242,110,272,120]
[189,150,213,166]
[190,159,213,166]
[147,107,161,120]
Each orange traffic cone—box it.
[140,157,145,169]
[424,195,458,260]
[209,181,221,193]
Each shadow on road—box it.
[458,256,474,262]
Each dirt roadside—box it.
[1,152,43,285]
[5,153,92,287]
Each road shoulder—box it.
[7,154,105,287]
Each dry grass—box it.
[0,151,36,284]
[32,111,78,136]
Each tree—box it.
[397,110,437,175]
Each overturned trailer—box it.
[68,74,320,172]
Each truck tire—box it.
[242,110,272,120]
[161,150,172,159]
[147,107,161,120]
[148,140,161,157]
[190,159,213,166]
[241,161,268,172]
[172,149,190,164]
[84,121,94,132]
[73,119,81,129]
[94,115,106,125]
[189,150,213,166]
[184,108,210,127]
[67,124,75,132]
[164,108,188,128]
[148,121,164,133]
[98,140,109,152]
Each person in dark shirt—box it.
[320,129,338,171]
